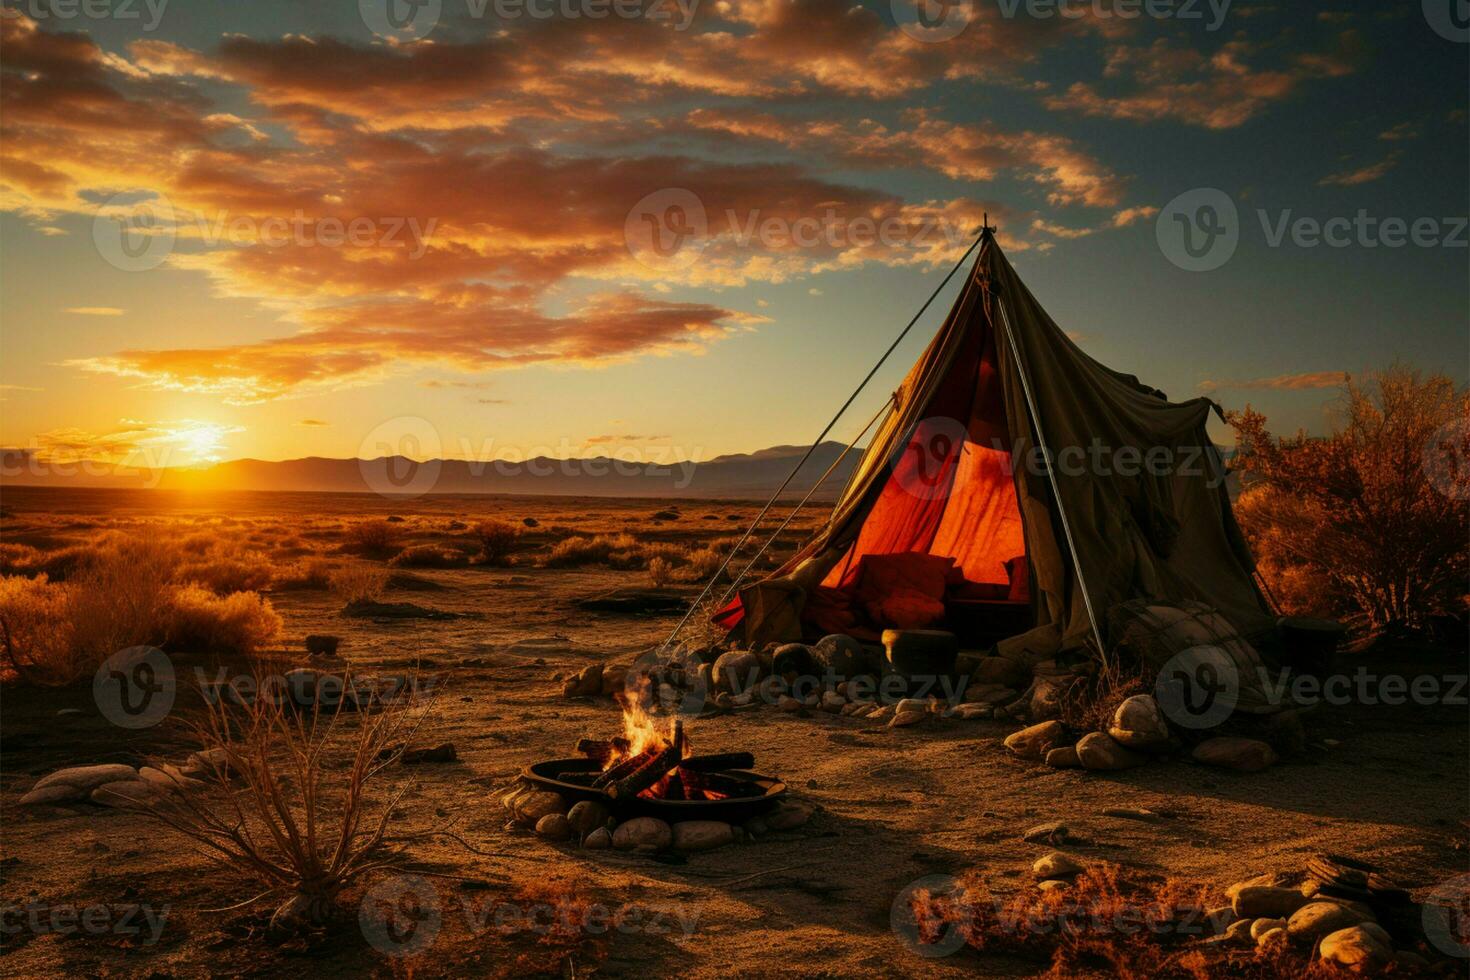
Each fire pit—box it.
[522,758,785,823]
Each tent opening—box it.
[804,310,1032,647]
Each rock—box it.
[756,675,787,701]
[1263,709,1308,756]
[1250,917,1287,940]
[1045,746,1081,768]
[890,710,927,728]
[566,800,611,838]
[1037,880,1069,892]
[31,764,138,796]
[1205,906,1237,933]
[90,780,159,807]
[964,685,1019,706]
[1032,852,1085,877]
[1356,922,1391,946]
[730,691,754,707]
[1028,674,1073,721]
[1287,901,1371,943]
[896,698,933,715]
[812,634,869,678]
[1100,807,1160,821]
[612,817,673,851]
[1226,872,1289,900]
[764,802,813,831]
[184,748,233,778]
[1003,721,1066,760]
[866,704,894,722]
[1074,732,1147,770]
[778,695,803,713]
[821,691,846,712]
[968,655,1026,688]
[713,651,761,694]
[1192,737,1277,772]
[583,826,612,850]
[802,694,819,708]
[1022,822,1073,845]
[514,791,567,825]
[535,813,573,841]
[1234,886,1311,919]
[305,634,341,657]
[400,743,457,764]
[1107,695,1172,750]
[671,820,735,852]
[138,766,206,793]
[743,817,768,838]
[562,663,604,698]
[1223,918,1255,944]
[1319,925,1391,971]
[951,703,992,720]
[1257,927,1289,949]
[19,784,85,806]
[600,666,628,697]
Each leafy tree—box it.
[1226,365,1468,630]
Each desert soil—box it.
[0,488,1466,978]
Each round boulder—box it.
[671,820,735,852]
[1107,695,1172,750]
[1003,721,1066,760]
[612,816,673,851]
[812,634,868,679]
[1286,901,1371,943]
[566,800,611,838]
[1075,732,1148,770]
[535,813,573,841]
[713,650,762,695]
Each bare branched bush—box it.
[329,564,390,603]
[473,519,521,565]
[344,520,403,556]
[118,679,438,935]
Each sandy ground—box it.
[0,490,1466,977]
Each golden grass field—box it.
[0,486,1466,978]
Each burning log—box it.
[592,748,657,789]
[606,721,685,800]
[678,752,755,773]
[677,769,762,799]
[575,737,631,766]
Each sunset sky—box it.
[1,1,1465,472]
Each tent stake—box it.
[994,292,1109,661]
[657,228,989,654]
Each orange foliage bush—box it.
[1227,366,1469,630]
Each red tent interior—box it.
[799,312,1032,644]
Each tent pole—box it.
[656,228,989,654]
[994,293,1108,659]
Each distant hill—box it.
[0,442,864,498]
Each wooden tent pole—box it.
[656,228,988,654]
[994,291,1108,659]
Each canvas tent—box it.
[712,229,1274,654]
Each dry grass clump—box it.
[272,558,336,591]
[544,533,638,568]
[123,675,441,936]
[647,556,674,587]
[473,519,521,564]
[164,585,282,656]
[0,575,76,685]
[177,554,275,595]
[389,545,471,569]
[343,520,403,556]
[329,564,390,603]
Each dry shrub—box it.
[647,556,674,587]
[164,585,282,656]
[66,536,176,663]
[473,519,521,564]
[177,554,275,595]
[0,575,77,684]
[0,542,42,576]
[330,564,390,603]
[681,545,725,581]
[121,676,440,935]
[1228,365,1469,629]
[344,520,403,556]
[545,533,638,568]
[912,863,1337,979]
[273,558,336,591]
[389,545,470,569]
[1059,660,1147,734]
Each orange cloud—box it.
[1200,371,1347,392]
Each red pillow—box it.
[854,552,957,603]
[804,586,859,635]
[867,588,947,629]
[1004,555,1030,603]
